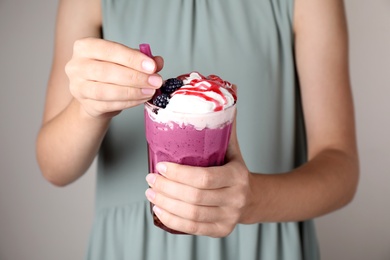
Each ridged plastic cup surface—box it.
[144,102,236,234]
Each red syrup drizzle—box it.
[174,73,237,112]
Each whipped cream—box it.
[166,72,236,113]
[146,72,236,130]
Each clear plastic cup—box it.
[144,101,236,234]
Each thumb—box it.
[153,56,164,72]
[225,104,244,163]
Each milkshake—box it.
[144,72,237,234]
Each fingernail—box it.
[145,188,155,200]
[148,75,162,87]
[153,205,162,216]
[141,88,155,95]
[142,60,155,72]
[146,174,156,185]
[156,163,167,175]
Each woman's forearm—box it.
[36,98,111,186]
[242,148,359,224]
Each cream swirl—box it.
[164,72,236,113]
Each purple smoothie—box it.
[145,113,233,169]
[144,102,235,234]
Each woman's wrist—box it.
[73,98,113,127]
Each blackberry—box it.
[153,93,170,108]
[161,78,183,94]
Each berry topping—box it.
[153,93,170,108]
[160,78,183,94]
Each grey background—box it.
[0,0,389,259]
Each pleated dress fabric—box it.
[85,0,320,259]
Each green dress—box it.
[86,0,320,259]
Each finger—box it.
[156,162,235,189]
[79,81,155,101]
[146,173,228,206]
[74,59,162,88]
[146,188,221,222]
[152,205,229,237]
[83,99,148,114]
[73,38,157,73]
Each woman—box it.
[36,0,359,259]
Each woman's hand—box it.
[145,119,254,237]
[65,38,164,119]
[145,162,251,238]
